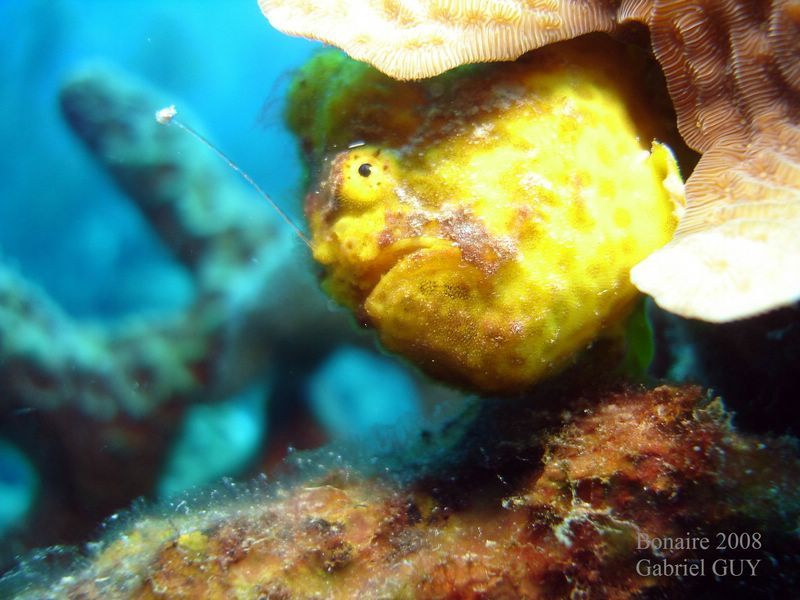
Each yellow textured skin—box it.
[299,37,684,394]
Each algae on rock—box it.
[5,385,800,599]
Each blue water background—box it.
[0,0,446,546]
[0,0,315,318]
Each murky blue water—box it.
[0,0,438,566]
[1,0,314,317]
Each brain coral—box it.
[292,37,684,393]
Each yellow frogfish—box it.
[287,35,685,394]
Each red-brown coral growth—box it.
[9,385,798,599]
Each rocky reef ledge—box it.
[4,384,798,599]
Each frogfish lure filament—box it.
[154,104,312,249]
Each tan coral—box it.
[260,0,800,322]
[631,1,800,321]
[260,0,621,80]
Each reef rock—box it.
[6,384,799,599]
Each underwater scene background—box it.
[0,0,799,597]
[1,0,464,566]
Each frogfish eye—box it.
[358,163,372,177]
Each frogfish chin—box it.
[292,35,685,394]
